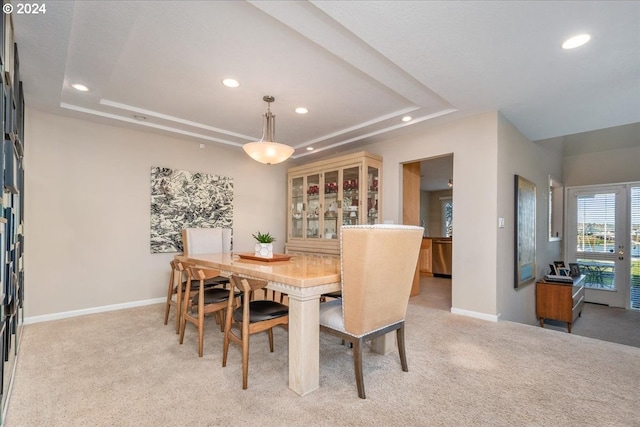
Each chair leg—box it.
[175,298,182,334]
[268,328,274,352]
[352,338,366,399]
[222,315,231,368]
[164,269,175,325]
[179,287,191,345]
[179,308,187,344]
[198,293,205,357]
[175,280,184,334]
[242,322,250,389]
[216,311,226,332]
[396,324,408,372]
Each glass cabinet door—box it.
[367,165,380,225]
[306,174,321,239]
[342,166,360,226]
[290,176,304,238]
[323,170,339,239]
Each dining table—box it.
[175,251,341,396]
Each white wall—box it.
[361,112,500,319]
[24,108,288,319]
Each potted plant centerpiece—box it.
[252,231,276,258]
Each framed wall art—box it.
[150,167,233,253]
[514,174,536,288]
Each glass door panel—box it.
[342,166,359,226]
[323,170,339,239]
[306,174,320,239]
[630,186,640,309]
[290,176,304,239]
[567,186,627,307]
[367,165,379,225]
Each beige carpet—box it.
[424,275,640,348]
[4,279,639,427]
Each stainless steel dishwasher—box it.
[432,238,452,276]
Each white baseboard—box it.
[23,297,166,325]
[450,307,500,322]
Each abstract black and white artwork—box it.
[150,167,233,253]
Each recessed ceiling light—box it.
[222,78,240,88]
[71,83,89,92]
[295,107,308,114]
[306,147,314,151]
[401,116,412,122]
[562,34,591,49]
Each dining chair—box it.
[318,224,423,399]
[182,227,232,287]
[222,275,289,389]
[180,265,239,357]
[164,259,228,333]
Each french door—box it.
[566,183,640,309]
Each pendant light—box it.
[243,95,294,165]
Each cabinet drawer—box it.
[571,285,585,322]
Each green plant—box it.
[252,231,276,244]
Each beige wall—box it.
[538,122,640,187]
[496,113,563,323]
[22,106,586,324]
[356,112,561,322]
[24,108,288,319]
[360,112,501,319]
[563,146,640,187]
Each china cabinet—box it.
[286,152,382,255]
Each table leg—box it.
[287,293,320,396]
[371,333,396,355]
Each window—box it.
[441,197,453,237]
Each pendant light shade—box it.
[243,95,294,165]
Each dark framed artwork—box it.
[514,175,536,288]
[569,262,581,278]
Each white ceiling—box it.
[13,1,640,162]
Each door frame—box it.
[565,183,631,308]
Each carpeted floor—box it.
[4,277,639,426]
[425,275,640,349]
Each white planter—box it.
[255,243,274,258]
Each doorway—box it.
[566,183,640,309]
[403,154,453,307]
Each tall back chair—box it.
[319,224,423,399]
[182,227,232,287]
[223,275,289,390]
[181,228,232,256]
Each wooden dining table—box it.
[175,252,341,396]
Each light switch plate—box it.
[498,217,505,228]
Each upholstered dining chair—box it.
[182,227,232,287]
[223,275,289,389]
[181,227,232,255]
[319,224,423,399]
[179,265,239,357]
